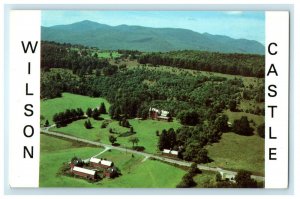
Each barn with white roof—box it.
[90,157,114,168]
[71,166,97,180]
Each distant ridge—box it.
[42,20,265,54]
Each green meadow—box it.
[51,117,182,154]
[41,92,181,154]
[41,92,264,175]
[41,92,110,123]
[94,151,185,188]
[224,109,264,134]
[205,132,264,176]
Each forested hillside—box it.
[138,51,264,78]
[41,41,264,119]
[42,20,265,54]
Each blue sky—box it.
[42,11,265,44]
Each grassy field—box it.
[40,134,185,187]
[42,92,181,154]
[205,132,264,176]
[41,92,110,123]
[69,47,121,59]
[52,117,181,154]
[95,153,185,188]
[96,51,121,58]
[224,109,264,133]
[127,63,264,87]
[239,100,264,111]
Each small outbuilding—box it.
[219,171,236,182]
[90,157,114,168]
[162,149,178,157]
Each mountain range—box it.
[41,20,265,54]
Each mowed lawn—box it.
[41,92,110,123]
[42,92,181,154]
[97,159,185,188]
[40,134,185,188]
[205,132,265,176]
[52,118,182,154]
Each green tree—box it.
[92,108,100,119]
[53,113,59,124]
[189,162,200,175]
[109,135,117,145]
[183,142,210,164]
[84,119,92,129]
[229,100,237,112]
[235,170,258,188]
[168,128,177,149]
[102,65,118,76]
[158,129,168,150]
[99,102,107,114]
[176,173,197,188]
[177,110,200,126]
[44,119,50,127]
[216,173,222,182]
[86,108,93,117]
[76,108,84,117]
[130,126,134,134]
[156,130,160,136]
[257,123,265,138]
[128,136,139,147]
[214,114,229,132]
[232,116,254,136]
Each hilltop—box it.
[42,20,264,54]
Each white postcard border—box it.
[265,11,289,189]
[8,10,41,188]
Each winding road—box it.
[41,125,265,181]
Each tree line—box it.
[138,50,265,78]
[42,41,264,124]
[41,41,110,76]
[53,108,85,127]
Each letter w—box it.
[21,41,38,53]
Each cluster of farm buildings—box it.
[69,157,117,181]
[149,107,171,121]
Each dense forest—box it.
[41,41,264,165]
[41,41,264,118]
[138,51,265,78]
[41,41,109,75]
